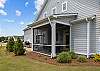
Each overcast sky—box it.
[0,0,44,36]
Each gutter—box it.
[71,15,96,23]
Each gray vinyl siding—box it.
[35,0,100,54]
[71,21,87,54]
[71,22,87,54]
[96,9,100,53]
[37,0,99,20]
[71,20,96,54]
[24,29,32,43]
[90,20,96,53]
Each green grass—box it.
[0,46,100,71]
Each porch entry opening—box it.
[56,23,70,54]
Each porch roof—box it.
[28,13,78,28]
[23,27,31,31]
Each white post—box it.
[70,25,72,52]
[50,23,56,58]
[87,20,90,58]
[31,28,33,51]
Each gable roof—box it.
[35,0,48,21]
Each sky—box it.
[0,0,44,37]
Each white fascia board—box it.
[53,14,77,18]
[32,22,49,29]
[53,20,70,26]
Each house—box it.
[24,0,100,58]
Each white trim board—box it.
[53,20,70,26]
[32,22,49,29]
[75,52,95,55]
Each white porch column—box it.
[70,25,72,52]
[31,28,33,51]
[50,23,56,58]
[87,20,90,58]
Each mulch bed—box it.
[26,52,100,66]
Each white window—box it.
[52,7,56,14]
[62,2,68,12]
[43,12,47,18]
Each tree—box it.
[5,37,8,41]
[6,37,15,52]
[13,38,25,55]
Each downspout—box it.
[86,15,96,58]
[86,18,90,58]
[70,24,72,52]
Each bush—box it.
[90,54,95,58]
[6,37,15,52]
[77,55,87,63]
[93,54,100,62]
[13,38,25,56]
[57,52,72,63]
[68,51,77,59]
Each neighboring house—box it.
[24,0,100,58]
[23,27,32,46]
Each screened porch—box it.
[33,23,70,55]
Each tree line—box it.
[0,36,8,42]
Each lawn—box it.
[0,46,100,71]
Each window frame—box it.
[62,1,68,12]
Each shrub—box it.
[77,55,87,63]
[57,52,72,63]
[68,51,77,59]
[13,38,25,56]
[90,54,95,58]
[6,37,15,52]
[93,54,100,62]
